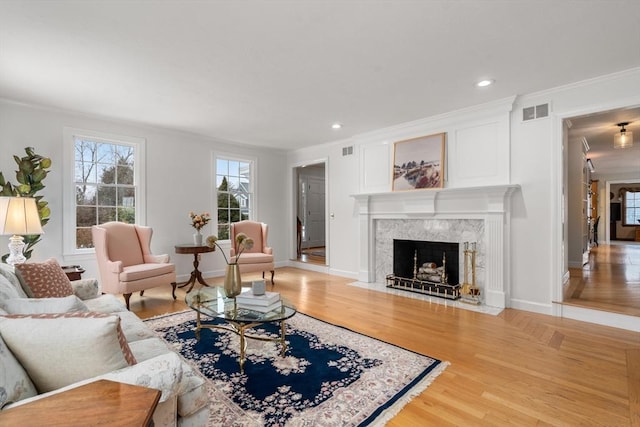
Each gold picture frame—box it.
[392,132,445,191]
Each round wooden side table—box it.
[175,244,215,293]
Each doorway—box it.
[295,162,327,265]
[561,107,640,317]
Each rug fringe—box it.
[368,361,450,427]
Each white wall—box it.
[0,100,288,282]
[288,67,640,318]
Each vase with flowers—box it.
[189,211,211,246]
[206,232,254,298]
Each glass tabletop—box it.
[185,286,296,323]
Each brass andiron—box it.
[460,242,481,304]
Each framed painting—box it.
[392,132,445,191]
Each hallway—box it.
[564,242,640,317]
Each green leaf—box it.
[32,169,46,182]
[40,158,52,169]
[17,183,31,194]
[19,159,34,174]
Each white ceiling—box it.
[568,107,640,178]
[1,0,639,153]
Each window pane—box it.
[76,206,96,227]
[97,186,116,206]
[117,164,134,185]
[76,228,93,249]
[98,206,117,223]
[76,184,96,205]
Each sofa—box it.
[0,260,209,426]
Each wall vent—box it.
[523,103,550,121]
[342,146,354,156]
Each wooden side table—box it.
[175,244,215,293]
[61,265,85,281]
[0,379,160,427]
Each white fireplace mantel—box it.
[350,184,520,308]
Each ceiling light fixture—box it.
[331,123,342,130]
[476,79,494,87]
[614,122,633,149]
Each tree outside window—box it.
[216,158,251,239]
[75,139,136,248]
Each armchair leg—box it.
[270,270,275,285]
[140,290,144,296]
[171,282,177,300]
[123,293,132,310]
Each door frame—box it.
[553,97,640,312]
[289,158,329,264]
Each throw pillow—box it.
[0,273,26,301]
[14,258,74,298]
[1,295,89,314]
[0,335,38,408]
[0,312,137,393]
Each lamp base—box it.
[6,234,26,265]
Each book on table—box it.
[237,299,283,314]
[235,290,280,306]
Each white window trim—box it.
[63,127,146,258]
[212,150,258,242]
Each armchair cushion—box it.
[0,312,137,393]
[14,259,74,298]
[120,263,175,282]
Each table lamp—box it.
[0,196,44,265]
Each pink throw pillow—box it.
[14,258,74,298]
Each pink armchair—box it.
[229,220,275,283]
[92,222,177,310]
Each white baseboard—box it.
[557,303,640,332]
[509,298,554,315]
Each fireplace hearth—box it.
[386,239,461,300]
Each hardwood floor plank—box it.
[132,267,640,425]
[628,348,640,427]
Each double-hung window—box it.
[622,189,640,226]
[215,156,254,240]
[64,128,145,254]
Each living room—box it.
[1,1,639,425]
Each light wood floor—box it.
[133,268,640,426]
[564,242,640,317]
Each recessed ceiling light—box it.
[331,122,342,129]
[476,79,494,87]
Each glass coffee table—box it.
[185,286,297,374]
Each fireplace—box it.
[387,239,461,299]
[351,185,518,308]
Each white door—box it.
[305,177,325,248]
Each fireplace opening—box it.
[386,239,460,300]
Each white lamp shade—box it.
[614,130,633,149]
[0,197,44,235]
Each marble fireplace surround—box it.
[352,185,519,308]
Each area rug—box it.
[144,310,448,426]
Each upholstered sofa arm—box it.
[5,353,184,410]
[71,278,100,300]
[99,352,184,402]
[144,254,170,263]
[264,247,273,255]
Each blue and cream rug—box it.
[145,310,448,426]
